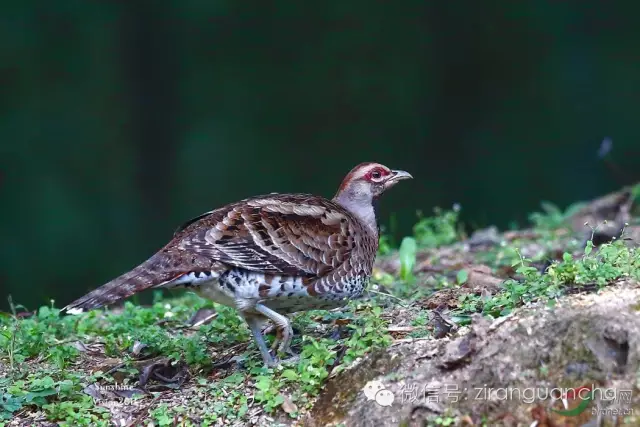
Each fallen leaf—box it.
[138,358,189,391]
[83,384,103,400]
[113,388,147,399]
[280,394,298,414]
[131,341,148,357]
[73,341,90,352]
[187,308,217,328]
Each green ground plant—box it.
[2,203,639,425]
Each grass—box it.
[528,200,586,230]
[468,235,640,318]
[1,196,639,425]
[413,206,461,248]
[0,292,392,425]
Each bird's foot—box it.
[263,356,279,368]
[263,352,300,368]
[277,354,300,365]
[272,345,299,365]
[269,328,283,352]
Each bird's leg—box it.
[243,314,278,368]
[270,326,283,352]
[269,326,298,360]
[254,304,300,364]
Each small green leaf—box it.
[254,376,271,391]
[1,394,24,413]
[540,201,562,216]
[584,240,593,256]
[25,389,57,401]
[449,315,472,326]
[499,307,512,316]
[456,269,468,285]
[281,369,298,381]
[273,394,285,406]
[398,237,417,281]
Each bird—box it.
[62,162,412,367]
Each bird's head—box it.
[333,162,412,229]
[335,162,413,200]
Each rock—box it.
[305,280,640,426]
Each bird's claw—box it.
[278,354,300,365]
[264,353,300,368]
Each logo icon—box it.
[362,380,395,407]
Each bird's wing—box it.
[62,195,359,314]
[172,194,358,277]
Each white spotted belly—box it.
[170,268,368,314]
[195,280,237,308]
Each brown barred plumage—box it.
[62,162,412,366]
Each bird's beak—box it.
[385,169,413,188]
[390,170,413,181]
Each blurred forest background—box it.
[1,1,640,309]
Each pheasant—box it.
[62,162,412,366]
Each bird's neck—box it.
[333,192,378,236]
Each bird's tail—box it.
[61,253,178,315]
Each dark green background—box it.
[2,1,639,309]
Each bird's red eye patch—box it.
[365,167,390,181]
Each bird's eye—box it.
[371,170,382,179]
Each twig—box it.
[126,391,166,427]
[367,288,409,307]
[52,338,87,347]
[7,295,18,375]
[103,362,127,376]
[387,326,415,333]
[391,336,433,346]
